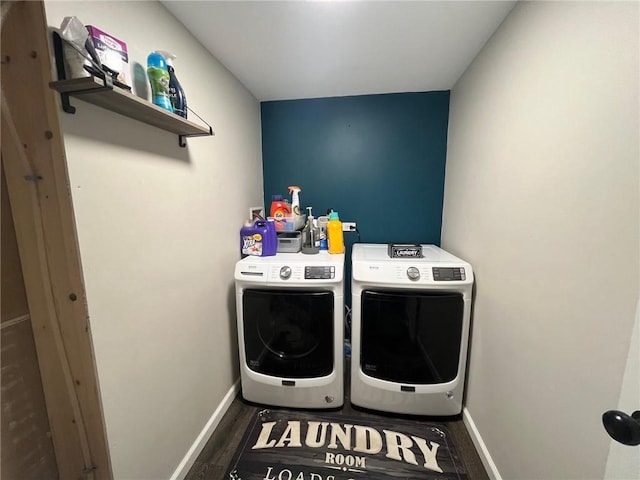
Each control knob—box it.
[407,267,420,281]
[279,266,292,280]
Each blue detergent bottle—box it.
[147,52,173,112]
[157,50,187,118]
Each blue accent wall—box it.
[261,91,450,247]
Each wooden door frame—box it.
[1,2,111,479]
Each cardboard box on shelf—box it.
[86,25,131,88]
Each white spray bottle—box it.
[288,185,301,216]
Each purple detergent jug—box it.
[240,219,277,257]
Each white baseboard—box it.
[170,379,241,480]
[462,407,502,480]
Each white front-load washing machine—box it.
[234,252,344,409]
[351,243,474,416]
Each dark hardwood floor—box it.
[185,364,489,480]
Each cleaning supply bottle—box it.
[301,207,319,254]
[317,215,329,250]
[156,50,187,118]
[270,194,292,231]
[264,218,277,255]
[327,211,345,254]
[240,219,256,257]
[288,186,301,216]
[240,219,277,257]
[147,51,173,112]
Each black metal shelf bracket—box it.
[178,125,214,148]
[52,31,115,114]
[52,31,76,114]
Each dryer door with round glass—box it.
[242,289,334,378]
[361,290,464,385]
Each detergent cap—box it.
[329,211,340,220]
[156,50,176,67]
[147,51,168,69]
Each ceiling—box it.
[161,1,517,102]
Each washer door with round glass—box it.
[361,289,464,385]
[242,289,334,378]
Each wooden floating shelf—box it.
[49,76,213,142]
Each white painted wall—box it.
[44,2,263,478]
[442,2,639,479]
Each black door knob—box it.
[602,410,640,446]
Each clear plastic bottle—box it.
[317,215,329,250]
[301,207,320,254]
[327,211,345,254]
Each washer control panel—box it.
[432,267,466,281]
[305,266,335,280]
[267,264,340,282]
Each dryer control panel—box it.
[432,267,466,281]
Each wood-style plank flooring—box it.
[185,365,489,480]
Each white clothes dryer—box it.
[350,243,474,416]
[234,252,344,409]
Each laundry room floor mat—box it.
[224,408,468,480]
